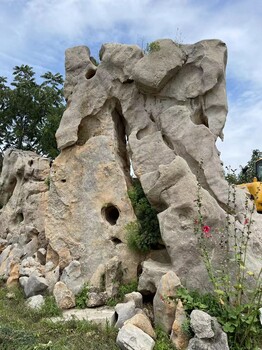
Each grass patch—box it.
[0,286,118,350]
[106,281,138,307]
[154,327,176,350]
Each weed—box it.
[106,280,138,307]
[154,327,176,350]
[75,283,89,309]
[145,41,161,54]
[44,176,50,189]
[189,168,262,349]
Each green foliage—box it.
[192,175,262,350]
[154,327,176,350]
[75,283,89,309]
[145,41,161,54]
[225,167,239,185]
[36,296,61,318]
[106,280,138,307]
[126,179,161,252]
[0,65,65,158]
[44,176,50,189]
[0,286,118,350]
[238,149,261,183]
[225,149,262,184]
[181,318,193,338]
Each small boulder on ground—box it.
[116,324,155,350]
[115,301,138,329]
[188,310,230,350]
[26,295,45,309]
[153,270,181,333]
[53,281,76,309]
[124,313,156,339]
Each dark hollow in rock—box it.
[102,204,120,225]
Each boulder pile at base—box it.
[0,38,262,349]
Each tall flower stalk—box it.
[193,169,262,349]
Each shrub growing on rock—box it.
[126,179,161,252]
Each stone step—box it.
[50,306,116,327]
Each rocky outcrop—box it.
[0,38,261,302]
[0,149,50,295]
[48,38,260,291]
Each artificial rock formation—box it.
[0,149,50,286]
[48,38,261,291]
[0,39,262,300]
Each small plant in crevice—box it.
[187,166,262,350]
[144,41,161,54]
[106,281,138,307]
[44,175,50,189]
[126,178,161,252]
[75,283,89,309]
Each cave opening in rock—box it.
[85,67,96,80]
[16,212,24,224]
[102,204,120,225]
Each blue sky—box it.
[0,0,261,170]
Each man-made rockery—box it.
[0,39,262,302]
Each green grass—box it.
[106,281,138,307]
[0,286,118,350]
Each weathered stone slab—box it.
[50,307,116,327]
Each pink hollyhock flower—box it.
[244,218,249,225]
[202,225,212,238]
[202,225,211,233]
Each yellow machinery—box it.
[238,158,262,213]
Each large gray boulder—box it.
[46,39,261,292]
[1,38,261,300]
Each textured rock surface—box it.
[124,313,156,339]
[153,271,181,333]
[124,292,143,309]
[48,39,260,291]
[1,38,261,299]
[53,281,76,309]
[116,324,155,350]
[0,149,50,287]
[26,295,45,309]
[24,275,49,297]
[50,306,116,327]
[115,300,138,329]
[170,299,189,350]
[188,310,230,350]
[190,310,214,338]
[0,149,49,244]
[138,259,172,294]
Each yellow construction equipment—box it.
[238,157,262,212]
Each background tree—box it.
[0,65,65,158]
[225,149,261,184]
[238,149,261,183]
